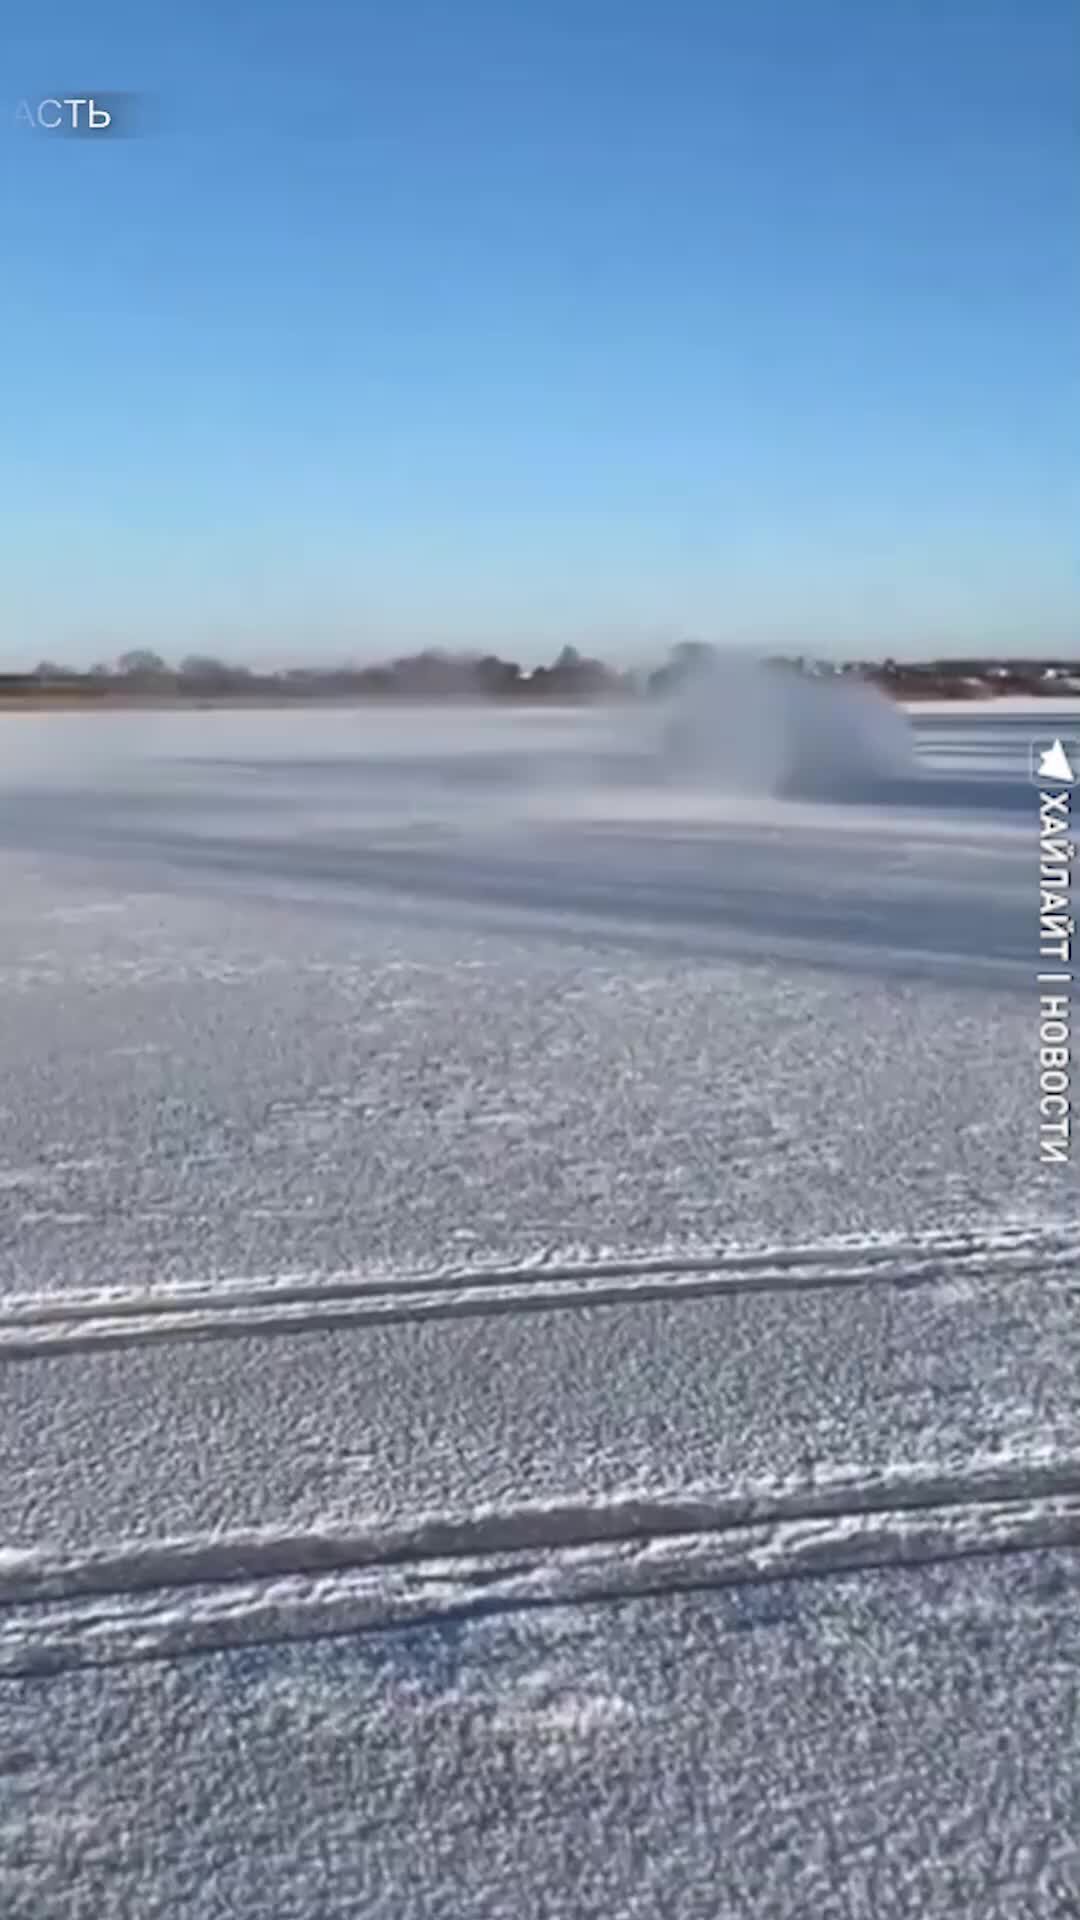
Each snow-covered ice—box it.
[0,693,1077,1917]
[3,1557,1079,1919]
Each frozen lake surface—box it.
[0,697,1077,1917]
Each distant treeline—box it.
[2,646,636,703]
[0,644,1075,703]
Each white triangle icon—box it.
[1038,739,1076,784]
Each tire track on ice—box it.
[2,1454,1078,1607]
[0,1224,1071,1361]
[2,1461,1078,1677]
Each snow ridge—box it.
[3,1453,1078,1607]
[2,1463,1078,1679]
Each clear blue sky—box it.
[2,0,1076,665]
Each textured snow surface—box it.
[3,1557,1080,1919]
[0,702,1077,1917]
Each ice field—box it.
[0,683,1077,1917]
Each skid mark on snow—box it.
[0,1223,1073,1360]
[1,1460,1078,1676]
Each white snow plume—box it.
[656,650,915,800]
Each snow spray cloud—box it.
[654,649,915,801]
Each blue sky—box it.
[2,0,1076,664]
